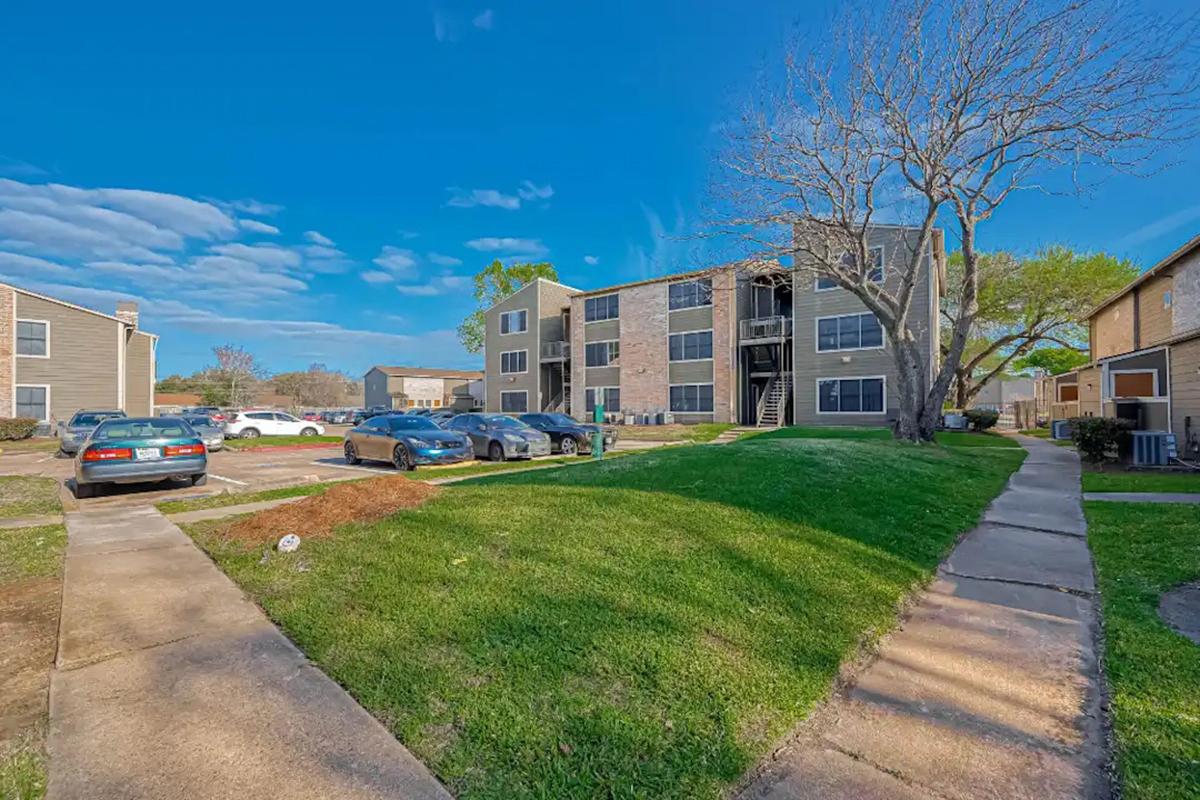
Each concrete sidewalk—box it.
[47,505,451,800]
[741,436,1107,800]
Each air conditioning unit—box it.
[1131,431,1177,466]
[1051,419,1073,440]
[943,413,968,430]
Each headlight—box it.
[503,432,523,444]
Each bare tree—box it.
[273,363,355,408]
[716,0,1197,440]
[205,345,266,408]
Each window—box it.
[15,386,48,420]
[669,330,713,361]
[585,387,620,413]
[584,294,619,322]
[585,340,619,367]
[500,391,528,413]
[16,320,48,357]
[816,247,884,290]
[500,350,528,374]
[1058,384,1079,402]
[247,412,274,420]
[499,309,528,335]
[669,383,714,413]
[816,313,884,351]
[1164,290,1173,308]
[668,278,713,310]
[817,377,885,414]
[1111,371,1157,397]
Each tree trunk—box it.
[891,335,936,443]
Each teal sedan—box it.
[74,417,208,498]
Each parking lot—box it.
[0,434,669,512]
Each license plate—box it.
[136,447,162,460]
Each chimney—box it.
[116,300,139,329]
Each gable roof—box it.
[367,366,484,380]
[1088,231,1200,318]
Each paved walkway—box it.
[47,505,451,800]
[741,436,1107,800]
[1084,491,1200,504]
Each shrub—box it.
[1070,416,1133,463]
[0,417,39,441]
[964,408,1000,431]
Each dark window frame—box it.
[584,294,620,322]
[668,329,714,361]
[16,319,49,357]
[499,309,528,335]
[816,377,886,414]
[668,278,713,311]
[669,383,715,413]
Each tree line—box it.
[156,346,360,409]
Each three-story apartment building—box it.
[1048,232,1200,458]
[483,225,944,428]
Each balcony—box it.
[739,315,791,343]
[540,340,570,362]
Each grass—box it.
[614,423,735,443]
[0,476,60,520]
[0,438,59,455]
[189,434,1023,799]
[1020,428,1051,439]
[156,482,336,514]
[0,727,49,800]
[935,431,1021,448]
[222,434,343,450]
[1082,470,1200,494]
[752,426,1020,448]
[1086,501,1200,800]
[0,525,67,584]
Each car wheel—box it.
[73,481,95,499]
[560,436,577,456]
[344,441,361,465]
[300,427,317,436]
[393,444,415,471]
[241,427,260,439]
[488,441,506,462]
[191,473,208,487]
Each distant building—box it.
[363,366,484,410]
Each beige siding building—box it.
[363,366,484,410]
[0,284,156,427]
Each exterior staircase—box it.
[757,376,790,427]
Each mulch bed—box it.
[222,476,439,544]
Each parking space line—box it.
[209,474,249,486]
[311,461,394,475]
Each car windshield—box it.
[183,416,214,427]
[486,415,529,430]
[94,419,195,440]
[69,412,123,427]
[389,416,439,431]
[544,413,577,426]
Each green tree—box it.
[1013,347,1090,376]
[457,260,558,353]
[942,246,1137,408]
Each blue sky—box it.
[2,0,1198,378]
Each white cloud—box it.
[473,9,494,29]
[360,270,395,284]
[446,187,521,210]
[428,252,463,267]
[518,180,553,201]
[584,255,599,265]
[239,219,280,235]
[372,245,418,273]
[394,275,470,296]
[432,8,457,42]
[304,230,335,246]
[1118,205,1200,248]
[397,229,420,239]
[227,198,283,216]
[209,242,301,270]
[0,208,175,264]
[0,251,73,277]
[465,237,548,257]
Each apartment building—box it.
[1048,232,1200,458]
[482,225,944,427]
[363,366,484,410]
[0,283,156,426]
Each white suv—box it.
[224,410,325,439]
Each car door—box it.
[273,413,300,435]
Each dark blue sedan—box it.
[343,414,472,470]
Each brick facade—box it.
[569,301,587,417]
[619,282,669,413]
[711,269,735,423]
[0,286,12,417]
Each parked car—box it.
[302,411,322,421]
[518,412,618,455]
[347,408,372,425]
[57,409,127,456]
[184,405,228,423]
[409,408,433,416]
[181,414,225,452]
[321,409,351,424]
[443,413,552,461]
[428,408,458,425]
[343,414,472,470]
[74,417,207,498]
[223,410,325,439]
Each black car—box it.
[518,412,618,456]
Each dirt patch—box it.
[0,577,60,739]
[1159,581,1200,645]
[222,476,439,545]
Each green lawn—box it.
[0,476,61,520]
[1020,428,1051,439]
[1086,502,1200,800]
[0,438,60,455]
[935,431,1021,448]
[189,435,1023,799]
[1082,471,1200,494]
[614,423,735,443]
[221,434,343,450]
[156,482,336,514]
[753,426,1020,448]
[0,524,66,586]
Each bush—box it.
[0,417,39,441]
[964,409,1000,431]
[1070,416,1133,463]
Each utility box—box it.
[1131,431,1176,466]
[1051,420,1072,440]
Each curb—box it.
[223,442,342,453]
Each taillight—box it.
[164,444,206,457]
[82,447,132,462]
